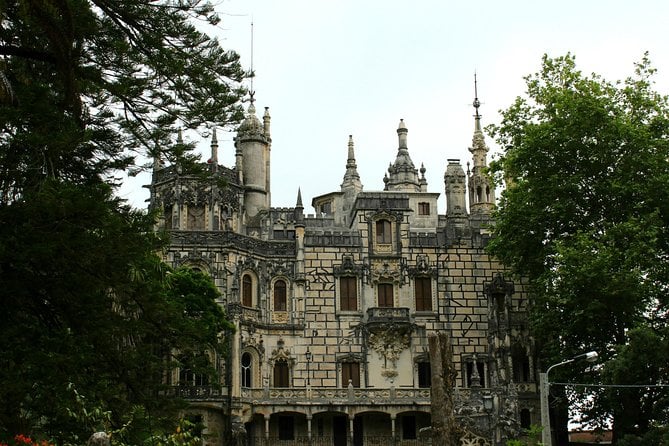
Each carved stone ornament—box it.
[407,254,438,278]
[333,254,364,277]
[367,325,411,366]
[484,273,514,298]
[268,339,295,367]
[459,431,490,446]
[369,258,403,284]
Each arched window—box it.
[242,274,252,307]
[376,219,392,244]
[273,360,289,387]
[241,352,252,387]
[476,186,483,203]
[274,279,287,311]
[414,277,432,311]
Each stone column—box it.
[264,414,270,440]
[391,413,397,446]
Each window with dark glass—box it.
[512,346,531,382]
[378,283,394,307]
[376,219,392,244]
[417,361,431,388]
[341,362,360,388]
[274,279,287,311]
[415,277,432,311]
[242,274,252,307]
[418,202,430,215]
[340,277,357,311]
[241,352,252,387]
[278,416,294,440]
[520,409,532,430]
[273,360,289,387]
[179,368,208,386]
[402,416,417,440]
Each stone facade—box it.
[148,92,539,446]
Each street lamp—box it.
[540,351,598,446]
[305,348,312,386]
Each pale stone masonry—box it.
[149,90,539,446]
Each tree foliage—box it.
[0,181,233,443]
[488,54,669,441]
[0,0,244,442]
[0,0,247,201]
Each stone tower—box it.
[467,75,496,214]
[235,99,271,219]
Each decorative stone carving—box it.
[407,254,438,278]
[369,258,403,284]
[333,254,365,277]
[367,324,411,368]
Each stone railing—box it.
[366,307,411,324]
[239,386,431,405]
[167,385,228,400]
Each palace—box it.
[148,90,539,445]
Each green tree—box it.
[0,0,244,442]
[0,0,247,199]
[0,181,233,443]
[488,54,669,442]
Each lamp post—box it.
[305,348,312,386]
[540,351,598,446]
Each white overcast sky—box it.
[118,0,669,212]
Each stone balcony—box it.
[365,307,411,324]
[240,386,431,406]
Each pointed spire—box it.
[341,135,363,194]
[176,128,184,145]
[473,72,482,132]
[296,188,303,208]
[210,127,218,165]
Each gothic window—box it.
[241,352,252,388]
[340,277,357,311]
[341,362,360,388]
[417,361,431,388]
[242,274,252,307]
[376,219,392,244]
[476,186,482,203]
[278,416,295,440]
[378,283,394,307]
[402,416,417,440]
[273,279,287,311]
[418,202,430,215]
[414,277,432,311]
[465,361,487,388]
[273,359,290,387]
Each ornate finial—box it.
[176,127,184,144]
[473,72,482,130]
[296,188,303,208]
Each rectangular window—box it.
[242,275,252,307]
[415,277,432,311]
[274,361,289,387]
[340,277,357,311]
[376,219,392,244]
[417,362,431,388]
[341,362,360,388]
[278,416,294,440]
[418,202,430,215]
[378,283,394,307]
